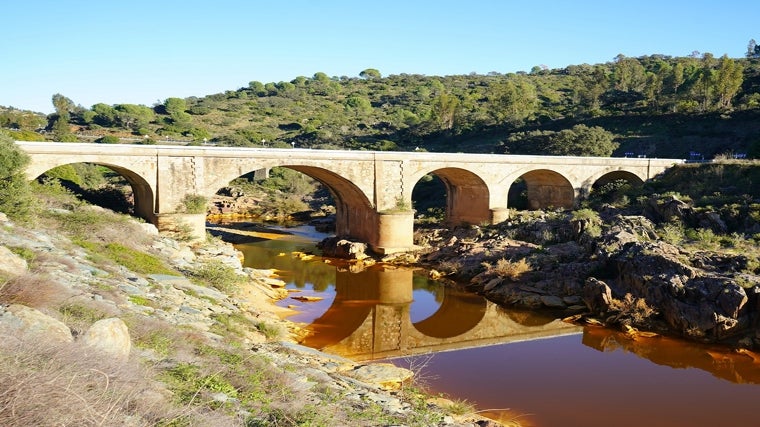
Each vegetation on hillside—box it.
[3,46,760,159]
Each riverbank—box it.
[408,207,760,351]
[0,208,498,426]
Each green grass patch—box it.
[185,261,245,293]
[128,295,155,307]
[75,240,176,275]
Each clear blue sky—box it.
[2,0,756,114]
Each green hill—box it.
[3,53,760,159]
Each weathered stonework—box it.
[18,142,682,253]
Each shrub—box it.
[95,135,120,144]
[485,258,532,281]
[0,133,34,221]
[179,193,208,214]
[186,260,245,293]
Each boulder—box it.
[0,245,28,278]
[583,278,613,313]
[0,304,73,343]
[82,318,132,361]
[348,363,413,391]
[318,237,369,260]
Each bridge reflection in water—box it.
[291,264,581,362]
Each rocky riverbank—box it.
[411,204,760,350]
[0,208,496,427]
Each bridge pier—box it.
[490,207,510,224]
[372,211,415,254]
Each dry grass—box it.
[0,333,181,427]
[0,273,76,309]
[609,293,657,325]
[484,258,532,281]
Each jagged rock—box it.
[318,237,369,260]
[82,318,132,361]
[583,278,613,313]
[0,304,73,343]
[648,195,691,222]
[0,245,28,278]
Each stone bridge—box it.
[16,142,683,253]
[297,265,582,361]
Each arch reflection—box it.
[298,264,580,361]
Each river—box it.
[228,223,760,427]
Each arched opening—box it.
[32,162,155,222]
[592,170,644,190]
[412,168,490,226]
[412,174,446,224]
[588,170,644,207]
[207,164,375,245]
[509,169,574,210]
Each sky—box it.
[2,0,757,114]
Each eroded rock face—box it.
[610,241,750,339]
[583,278,613,313]
[419,212,760,345]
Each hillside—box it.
[0,185,482,426]
[2,53,760,159]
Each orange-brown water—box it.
[236,225,760,427]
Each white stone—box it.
[0,245,28,277]
[82,317,131,361]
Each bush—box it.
[95,135,120,144]
[484,258,532,280]
[0,133,34,221]
[186,260,245,293]
[180,193,208,214]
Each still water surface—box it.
[233,224,760,427]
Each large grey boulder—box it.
[0,304,73,343]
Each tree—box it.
[431,93,459,131]
[506,125,618,157]
[114,104,155,131]
[345,95,373,116]
[612,55,647,92]
[359,68,382,80]
[747,39,760,58]
[51,93,75,117]
[488,77,537,125]
[713,55,744,109]
[0,133,34,220]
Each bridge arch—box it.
[586,169,645,195]
[411,167,491,226]
[512,169,575,210]
[27,161,156,223]
[286,165,375,240]
[201,162,377,245]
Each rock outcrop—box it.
[417,211,760,347]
